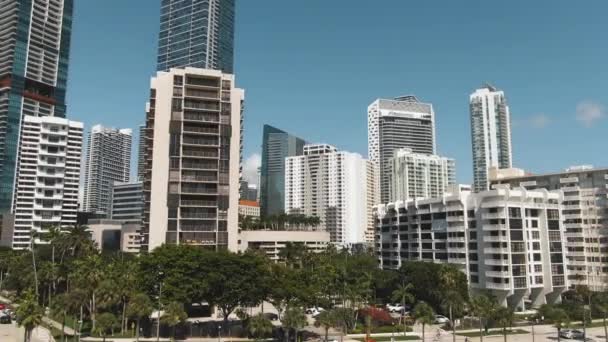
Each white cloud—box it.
[528,113,551,128]
[576,101,605,127]
[242,153,261,186]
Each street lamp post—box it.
[218,324,222,342]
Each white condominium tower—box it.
[470,84,512,192]
[390,148,456,202]
[368,96,436,204]
[376,186,568,309]
[285,144,377,245]
[82,125,132,216]
[10,116,83,249]
[141,67,244,252]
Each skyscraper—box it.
[390,148,456,202]
[470,84,512,192]
[141,67,244,251]
[82,125,132,216]
[284,144,376,246]
[260,125,307,217]
[11,116,83,249]
[137,124,147,181]
[368,96,436,204]
[157,0,235,74]
[0,0,74,213]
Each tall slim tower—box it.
[141,68,244,252]
[11,116,83,249]
[260,125,308,217]
[137,124,147,181]
[0,0,74,212]
[469,84,512,192]
[82,125,132,216]
[368,96,436,204]
[156,0,235,74]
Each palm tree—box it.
[95,312,118,342]
[282,306,307,342]
[51,293,69,342]
[97,279,121,311]
[549,307,570,342]
[278,242,307,268]
[16,289,44,342]
[127,293,154,342]
[493,306,514,342]
[593,291,608,342]
[440,266,464,342]
[58,224,94,258]
[161,302,188,342]
[248,313,274,341]
[29,229,40,299]
[44,225,62,306]
[314,310,336,342]
[413,301,434,342]
[71,253,104,331]
[391,281,414,336]
[469,293,497,342]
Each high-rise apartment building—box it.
[10,116,83,249]
[157,0,235,74]
[470,85,513,192]
[110,181,143,224]
[82,125,132,216]
[260,125,307,217]
[141,67,244,252]
[137,124,147,181]
[390,148,456,202]
[239,180,257,201]
[491,166,608,291]
[285,144,376,246]
[0,0,74,212]
[368,96,436,204]
[375,186,568,309]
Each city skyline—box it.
[66,1,607,186]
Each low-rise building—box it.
[88,219,141,253]
[238,200,260,217]
[238,229,330,262]
[375,186,568,310]
[110,181,143,224]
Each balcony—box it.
[482,224,506,231]
[484,247,507,254]
[182,137,218,146]
[484,258,510,266]
[181,212,217,220]
[483,235,510,243]
[181,185,217,195]
[446,215,464,222]
[182,150,219,158]
[181,175,218,183]
[183,126,219,135]
[485,270,510,278]
[484,282,511,290]
[482,212,505,220]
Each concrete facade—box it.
[375,186,568,310]
[238,229,330,262]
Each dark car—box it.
[0,315,11,324]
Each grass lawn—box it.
[354,337,420,341]
[457,329,529,337]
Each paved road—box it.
[0,322,25,342]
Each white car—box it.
[386,303,406,313]
[434,315,450,324]
[306,307,325,317]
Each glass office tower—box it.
[260,125,307,217]
[0,0,74,212]
[157,0,235,73]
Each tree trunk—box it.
[78,306,83,342]
[450,305,455,342]
[121,300,127,334]
[325,327,329,342]
[31,242,39,299]
[503,327,507,342]
[136,318,140,342]
[172,325,176,342]
[91,293,96,331]
[604,316,607,342]
[61,314,66,342]
[479,316,483,342]
[285,328,289,342]
[24,329,29,342]
[421,323,425,342]
[557,327,561,342]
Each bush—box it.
[359,307,393,326]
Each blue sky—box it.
[68,1,608,185]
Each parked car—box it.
[386,303,406,313]
[434,315,450,324]
[560,329,585,340]
[263,312,279,321]
[0,314,11,324]
[305,307,324,316]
